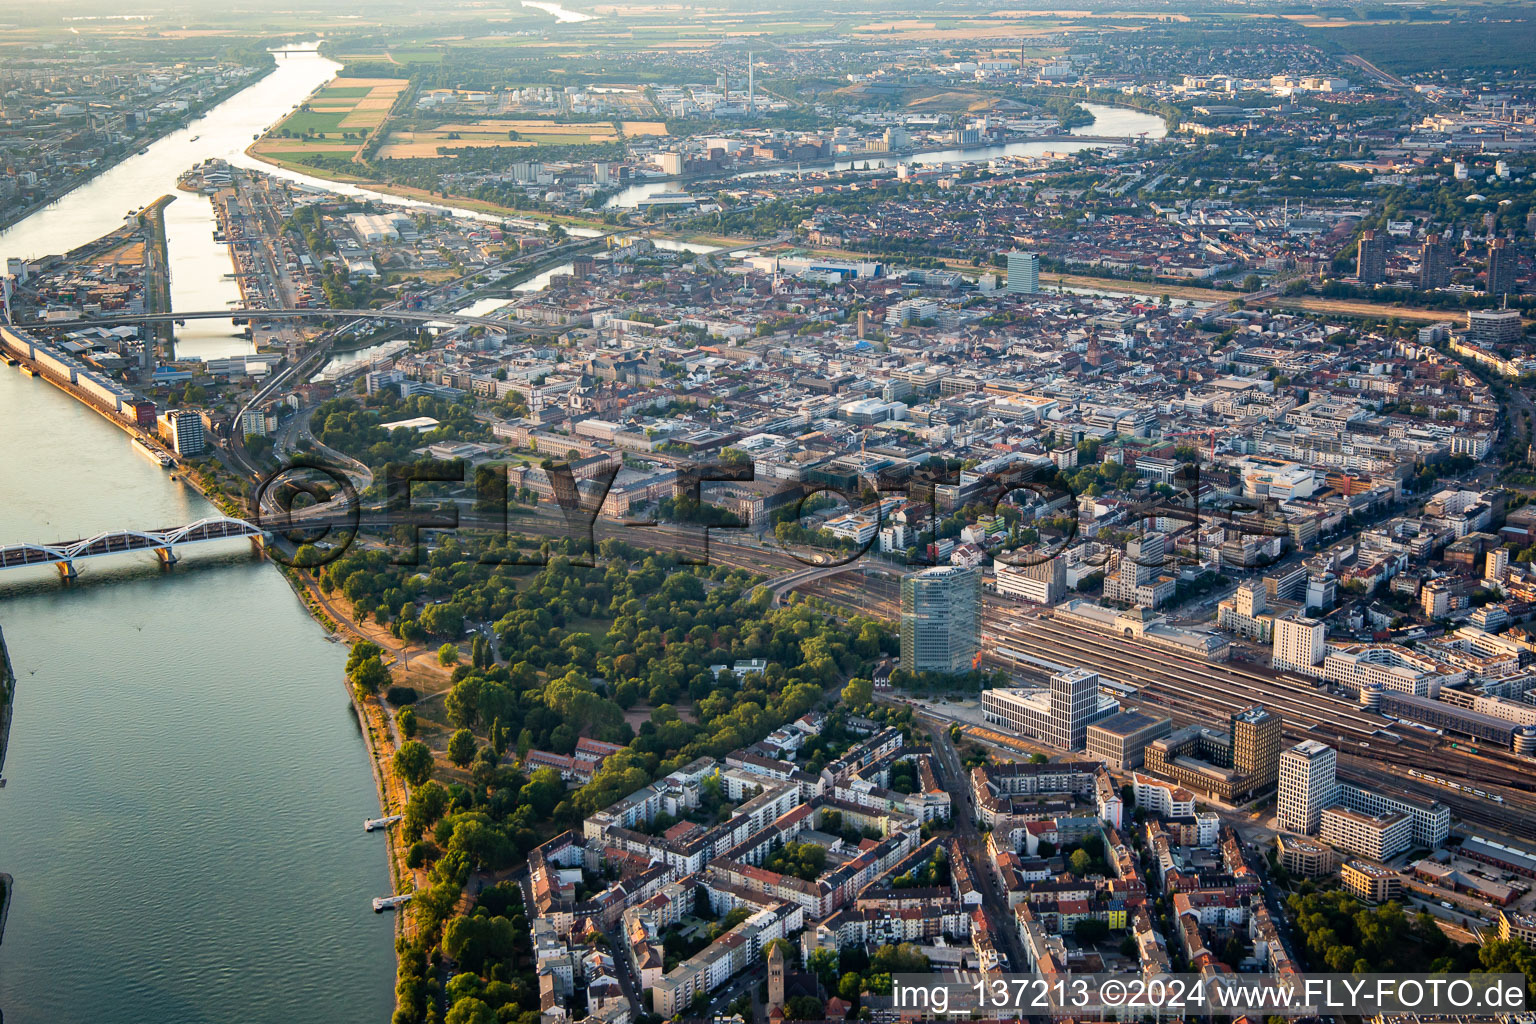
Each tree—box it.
[785,996,825,1020]
[444,996,495,1024]
[349,654,390,697]
[398,707,418,738]
[448,728,477,767]
[394,740,433,786]
[808,946,840,990]
[439,643,460,666]
[1069,849,1094,876]
[840,677,873,709]
[1075,918,1110,944]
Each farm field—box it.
[374,117,665,158]
[252,77,409,162]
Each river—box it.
[601,102,1168,209]
[0,47,395,1024]
[521,1,596,23]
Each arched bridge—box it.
[8,307,557,335]
[0,516,267,581]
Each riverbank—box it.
[0,624,14,775]
[0,873,11,950]
[1,627,15,954]
[0,66,275,236]
[244,141,614,232]
[286,567,452,950]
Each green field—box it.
[276,109,351,135]
[388,49,446,63]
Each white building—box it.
[1278,740,1337,835]
[1319,806,1412,862]
[980,669,1117,752]
[1132,773,1197,819]
[1272,615,1327,676]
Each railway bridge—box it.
[0,516,267,581]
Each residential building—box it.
[1356,229,1387,284]
[1487,238,1517,296]
[1419,233,1452,290]
[1340,860,1401,903]
[157,409,206,456]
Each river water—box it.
[602,102,1168,209]
[0,47,395,1024]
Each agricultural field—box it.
[268,77,407,137]
[375,118,665,158]
[252,77,409,162]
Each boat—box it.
[20,366,35,377]
[372,893,413,913]
[4,357,16,366]
[190,135,201,142]
[364,814,403,833]
[133,437,175,468]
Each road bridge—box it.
[0,516,267,581]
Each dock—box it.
[372,893,413,913]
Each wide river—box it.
[0,48,395,1024]
[0,49,1166,1023]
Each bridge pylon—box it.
[55,561,77,583]
[153,546,178,569]
[249,535,265,559]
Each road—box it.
[916,707,1032,973]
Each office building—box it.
[994,556,1065,605]
[901,565,981,673]
[1487,238,1517,296]
[1419,233,1452,290]
[1356,229,1388,284]
[1337,783,1450,849]
[1143,705,1282,803]
[1232,705,1282,792]
[1272,615,1327,676]
[1006,250,1039,295]
[1277,739,1337,835]
[157,409,206,457]
[1086,711,1172,770]
[1102,531,1174,609]
[1217,581,1273,642]
[981,668,1116,752]
[1319,806,1412,862]
[1468,308,1522,345]
[1049,668,1104,751]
